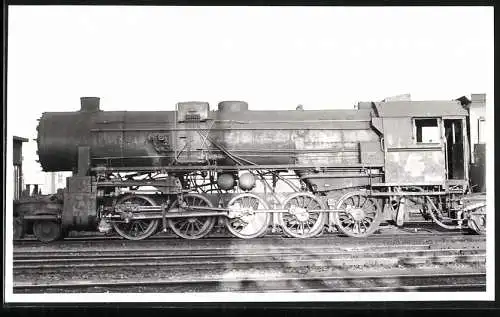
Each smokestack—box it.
[80,97,100,112]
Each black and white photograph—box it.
[4,5,494,303]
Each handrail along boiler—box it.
[14,94,487,242]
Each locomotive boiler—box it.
[37,98,377,172]
[15,94,487,242]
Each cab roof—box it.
[372,100,469,117]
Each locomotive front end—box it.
[37,97,101,172]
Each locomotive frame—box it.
[14,94,487,242]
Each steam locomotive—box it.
[13,94,487,242]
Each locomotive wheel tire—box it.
[279,192,327,238]
[33,220,62,243]
[168,193,217,239]
[225,193,271,239]
[468,219,486,235]
[467,207,486,235]
[112,195,159,241]
[334,191,383,238]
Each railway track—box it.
[13,272,486,293]
[13,246,486,270]
[14,230,484,249]
[12,232,486,293]
[14,223,474,243]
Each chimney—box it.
[80,97,100,112]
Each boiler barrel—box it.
[37,112,94,171]
[37,109,177,172]
[37,99,378,172]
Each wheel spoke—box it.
[305,198,313,209]
[180,221,189,231]
[342,219,353,226]
[305,221,312,231]
[365,199,376,210]
[364,215,375,221]
[130,223,138,236]
[360,196,368,208]
[195,219,204,227]
[353,222,360,234]
[299,222,305,235]
[193,221,201,231]
[347,197,354,206]
[360,221,368,231]
[184,222,191,235]
[251,198,259,210]
[137,221,146,232]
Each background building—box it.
[13,136,28,199]
[43,171,69,194]
[468,94,486,192]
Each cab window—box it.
[414,118,440,144]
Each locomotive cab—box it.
[367,95,486,233]
[372,99,471,192]
[413,116,470,189]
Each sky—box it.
[7,6,494,185]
